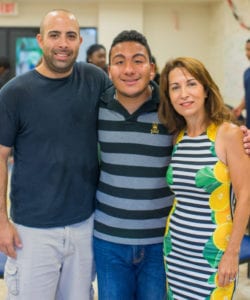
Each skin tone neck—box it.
[115,85,153,115]
[109,41,155,114]
[185,114,209,137]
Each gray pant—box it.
[4,216,95,300]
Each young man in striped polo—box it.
[93,30,173,300]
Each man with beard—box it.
[0,9,111,300]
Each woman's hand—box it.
[217,251,238,287]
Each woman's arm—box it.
[216,123,250,287]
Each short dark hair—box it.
[0,56,10,69]
[86,44,106,62]
[246,39,250,43]
[109,30,152,64]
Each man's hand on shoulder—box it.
[240,125,250,154]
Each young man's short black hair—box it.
[109,30,152,64]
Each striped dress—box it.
[163,123,236,300]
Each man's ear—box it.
[150,62,156,81]
[36,33,43,49]
[79,36,83,46]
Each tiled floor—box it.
[0,264,249,299]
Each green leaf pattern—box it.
[203,237,223,268]
[166,165,173,185]
[195,166,221,193]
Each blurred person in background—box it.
[152,55,160,85]
[0,56,12,89]
[86,43,108,73]
[234,39,250,128]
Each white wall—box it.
[207,1,225,97]
[143,3,211,69]
[0,0,249,106]
[98,2,144,50]
[222,0,250,105]
[0,2,98,27]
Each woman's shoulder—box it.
[218,122,241,139]
[215,122,243,164]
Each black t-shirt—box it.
[0,62,111,227]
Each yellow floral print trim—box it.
[164,199,177,235]
[209,184,230,211]
[209,273,235,300]
[210,284,234,300]
[175,130,184,144]
[207,123,217,142]
[214,161,230,184]
[214,207,232,225]
[213,223,233,251]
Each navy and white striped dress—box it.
[163,124,235,300]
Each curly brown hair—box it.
[158,57,234,134]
